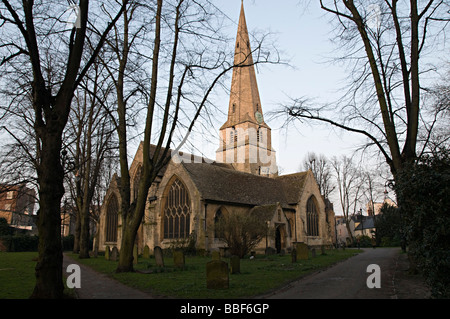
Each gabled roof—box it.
[181,162,307,208]
[275,172,309,205]
[354,216,376,230]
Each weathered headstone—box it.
[296,242,309,260]
[311,248,316,258]
[105,246,110,260]
[111,246,119,261]
[143,245,150,259]
[265,247,276,255]
[230,255,240,274]
[154,246,164,267]
[291,248,297,263]
[133,244,138,264]
[321,245,326,255]
[173,249,185,268]
[212,251,221,260]
[206,260,229,289]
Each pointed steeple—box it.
[222,1,265,129]
[216,1,277,177]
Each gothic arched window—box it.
[105,195,119,242]
[133,166,142,201]
[307,196,319,237]
[163,178,191,239]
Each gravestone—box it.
[311,248,316,258]
[173,249,185,268]
[296,242,309,260]
[110,246,119,261]
[265,247,276,255]
[321,245,326,255]
[143,245,150,259]
[212,251,221,260]
[133,244,138,264]
[206,260,229,289]
[105,246,110,260]
[154,246,164,267]
[230,255,240,274]
[291,248,297,263]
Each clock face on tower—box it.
[255,111,263,124]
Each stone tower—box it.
[216,1,277,177]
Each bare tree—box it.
[215,210,271,258]
[331,155,366,244]
[64,55,117,259]
[100,0,280,273]
[284,0,449,181]
[301,152,335,198]
[0,0,128,298]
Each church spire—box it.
[216,1,277,177]
[222,0,265,129]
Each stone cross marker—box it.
[154,246,164,267]
[230,255,240,274]
[173,249,185,268]
[111,246,119,262]
[296,242,309,260]
[206,260,229,289]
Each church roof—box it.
[181,162,308,208]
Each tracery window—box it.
[307,196,319,237]
[163,178,191,239]
[105,195,119,242]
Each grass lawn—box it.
[0,249,362,299]
[70,249,362,299]
[0,252,38,299]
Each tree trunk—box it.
[79,205,91,259]
[72,209,81,254]
[116,222,137,272]
[30,133,65,299]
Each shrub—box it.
[395,149,450,298]
[0,234,39,252]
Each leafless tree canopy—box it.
[282,0,449,178]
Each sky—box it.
[197,0,368,175]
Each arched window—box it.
[307,196,319,237]
[214,209,224,239]
[105,195,119,242]
[163,178,191,239]
[133,166,142,201]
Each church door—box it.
[275,227,281,253]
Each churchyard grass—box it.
[0,249,361,298]
[0,252,37,299]
[0,252,77,299]
[71,249,361,299]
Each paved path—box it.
[63,248,429,299]
[263,248,401,299]
[63,253,154,299]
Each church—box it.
[97,3,335,256]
